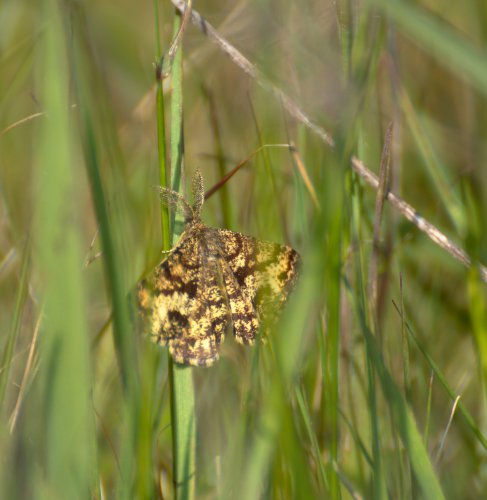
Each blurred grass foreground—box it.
[1,0,487,498]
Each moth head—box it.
[157,169,205,225]
[191,169,205,218]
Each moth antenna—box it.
[192,169,205,217]
[157,187,194,223]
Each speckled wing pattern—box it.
[137,224,230,366]
[215,228,300,342]
[137,222,300,367]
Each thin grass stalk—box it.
[352,173,387,499]
[351,132,388,498]
[323,189,343,498]
[154,0,170,248]
[0,238,29,411]
[424,372,434,446]
[468,268,487,404]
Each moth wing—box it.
[216,228,300,334]
[218,256,260,345]
[137,230,229,367]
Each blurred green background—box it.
[1,0,486,498]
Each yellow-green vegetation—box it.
[1,1,486,498]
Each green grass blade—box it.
[166,12,196,500]
[169,361,196,499]
[154,1,170,248]
[294,385,329,491]
[34,0,96,495]
[468,268,487,402]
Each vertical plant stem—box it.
[322,155,345,499]
[160,10,196,500]
[169,361,196,499]
[154,0,170,246]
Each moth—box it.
[137,171,300,367]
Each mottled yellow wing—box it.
[214,228,300,341]
[137,226,229,367]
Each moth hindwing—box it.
[137,171,300,367]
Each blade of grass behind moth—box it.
[166,11,196,500]
[33,1,96,495]
[0,237,29,412]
